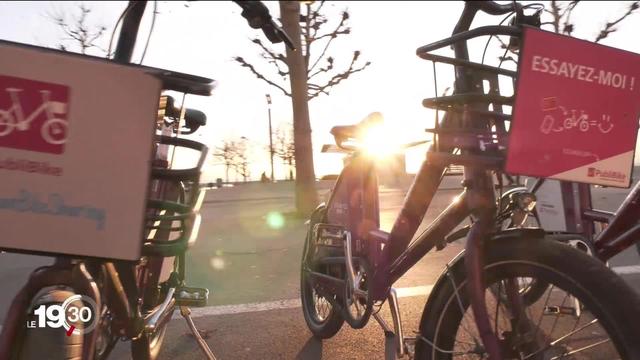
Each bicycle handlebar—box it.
[114,1,147,63]
[234,1,296,51]
[467,0,522,16]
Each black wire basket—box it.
[416,26,523,171]
[142,128,209,258]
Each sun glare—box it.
[360,123,404,159]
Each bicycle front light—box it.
[511,192,537,213]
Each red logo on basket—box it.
[586,166,626,182]
[0,75,70,154]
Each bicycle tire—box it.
[300,205,345,339]
[131,324,168,360]
[415,236,640,359]
[12,289,84,360]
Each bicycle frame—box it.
[308,4,529,357]
[308,2,557,358]
[316,148,473,300]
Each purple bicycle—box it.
[300,1,640,359]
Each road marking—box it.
[395,285,433,298]
[173,285,434,320]
[612,265,640,275]
[4,267,639,325]
[174,266,640,320]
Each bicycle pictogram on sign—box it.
[0,75,70,154]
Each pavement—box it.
[1,175,639,359]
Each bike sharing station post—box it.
[506,27,640,237]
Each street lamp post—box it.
[266,94,275,182]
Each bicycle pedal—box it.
[175,286,209,307]
[543,305,577,316]
[403,337,417,358]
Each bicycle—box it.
[300,1,640,359]
[0,88,68,145]
[0,1,293,359]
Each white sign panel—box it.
[0,42,161,260]
[526,178,568,232]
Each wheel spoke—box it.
[447,276,621,359]
[446,266,483,348]
[548,290,571,338]
[549,338,611,359]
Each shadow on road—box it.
[295,337,323,360]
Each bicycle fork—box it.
[465,208,503,359]
[464,170,503,360]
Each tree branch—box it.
[251,38,287,66]
[546,0,562,33]
[308,35,336,74]
[595,1,639,43]
[308,10,350,73]
[308,56,333,80]
[234,56,291,97]
[308,51,370,100]
[560,1,579,35]
[47,4,109,55]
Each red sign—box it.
[506,27,640,188]
[0,75,69,154]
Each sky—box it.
[1,1,639,182]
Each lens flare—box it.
[210,257,225,270]
[266,211,285,229]
[359,122,405,159]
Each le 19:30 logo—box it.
[26,294,98,336]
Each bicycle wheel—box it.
[131,324,168,360]
[415,236,640,359]
[13,288,84,360]
[300,205,345,339]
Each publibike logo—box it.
[587,166,627,183]
[0,74,70,154]
[26,294,98,336]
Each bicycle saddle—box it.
[330,112,383,147]
[163,96,207,135]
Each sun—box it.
[358,119,406,160]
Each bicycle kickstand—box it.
[180,306,217,360]
[372,288,415,359]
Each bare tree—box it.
[544,0,638,41]
[213,137,251,183]
[235,1,371,216]
[496,1,639,65]
[233,138,251,182]
[274,123,296,181]
[47,3,110,56]
[213,139,239,183]
[235,2,370,100]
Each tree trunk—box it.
[280,1,318,216]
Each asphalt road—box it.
[1,176,639,359]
